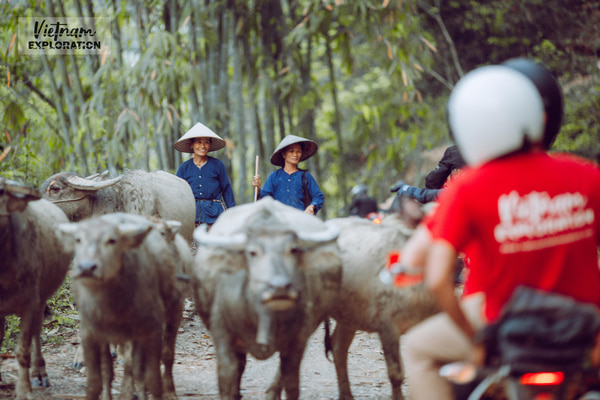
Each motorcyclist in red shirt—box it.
[400,60,600,400]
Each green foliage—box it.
[0,0,598,216]
[1,278,77,353]
[553,73,600,161]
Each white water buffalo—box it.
[59,213,191,400]
[41,169,196,243]
[192,197,343,400]
[0,177,72,400]
[327,215,440,400]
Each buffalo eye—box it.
[107,238,117,245]
[290,245,302,255]
[246,245,260,258]
[50,185,60,193]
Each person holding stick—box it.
[252,135,324,215]
[174,122,236,226]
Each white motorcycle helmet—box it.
[447,65,545,166]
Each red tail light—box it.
[520,371,564,386]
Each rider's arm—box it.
[426,240,476,339]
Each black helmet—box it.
[502,58,564,150]
[351,184,367,197]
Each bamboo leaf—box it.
[401,69,407,86]
[383,0,391,8]
[182,16,190,30]
[4,130,11,143]
[420,37,437,52]
[0,146,11,163]
[385,39,393,59]
[6,69,9,88]
[8,32,16,54]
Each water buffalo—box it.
[59,213,191,400]
[0,177,72,400]
[191,197,343,400]
[41,169,196,243]
[327,215,440,400]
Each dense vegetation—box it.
[1,0,599,355]
[1,0,599,217]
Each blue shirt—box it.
[259,168,324,212]
[176,157,236,223]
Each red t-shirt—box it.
[429,151,600,321]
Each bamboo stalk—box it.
[254,155,259,202]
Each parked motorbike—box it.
[440,287,600,400]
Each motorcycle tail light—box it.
[520,371,564,386]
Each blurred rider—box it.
[400,60,600,400]
[348,184,379,218]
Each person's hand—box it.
[252,175,261,189]
[304,204,316,215]
[390,180,407,193]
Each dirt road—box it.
[0,305,395,399]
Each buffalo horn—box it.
[65,175,121,191]
[297,221,340,247]
[85,170,110,181]
[193,224,248,250]
[2,178,42,199]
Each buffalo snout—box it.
[75,261,98,277]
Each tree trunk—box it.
[325,31,347,211]
[232,15,248,202]
[40,53,75,167]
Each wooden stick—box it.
[254,155,259,202]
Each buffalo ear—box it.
[117,222,153,249]
[164,220,181,238]
[57,223,78,253]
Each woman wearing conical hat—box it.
[252,135,324,215]
[174,122,236,225]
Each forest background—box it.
[1,0,599,218]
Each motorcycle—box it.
[440,287,600,400]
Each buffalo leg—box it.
[162,304,183,400]
[100,344,114,400]
[265,369,282,400]
[118,342,134,400]
[30,328,49,388]
[215,340,246,400]
[144,337,163,400]
[278,344,306,400]
[14,309,38,400]
[379,329,404,400]
[82,336,105,400]
[331,324,357,400]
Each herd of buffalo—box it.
[1,170,439,400]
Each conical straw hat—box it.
[174,122,226,153]
[270,135,318,167]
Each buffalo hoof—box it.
[30,375,50,388]
[71,360,85,369]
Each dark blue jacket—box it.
[259,168,324,213]
[176,157,235,223]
